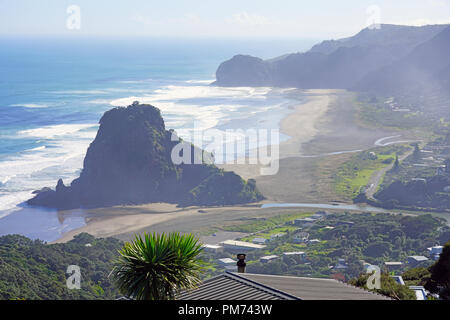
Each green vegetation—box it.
[393,241,450,300]
[110,232,204,300]
[374,137,450,211]
[333,145,410,199]
[426,241,450,299]
[202,212,448,286]
[222,212,312,233]
[183,171,264,206]
[0,233,122,299]
[355,95,442,134]
[401,267,431,286]
[349,272,416,300]
[355,98,431,131]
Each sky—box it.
[0,0,449,39]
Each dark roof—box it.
[237,273,391,300]
[178,272,391,300]
[178,272,299,300]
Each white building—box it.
[270,233,285,241]
[427,246,443,260]
[252,238,267,245]
[384,261,403,271]
[293,218,317,227]
[217,258,235,266]
[202,244,223,253]
[220,240,266,252]
[260,255,279,263]
[391,276,405,285]
[292,232,309,244]
[407,256,429,266]
[409,286,428,300]
[283,251,306,260]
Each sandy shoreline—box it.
[52,89,336,243]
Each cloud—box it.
[225,12,272,27]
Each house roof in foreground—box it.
[178,272,391,300]
[178,272,298,300]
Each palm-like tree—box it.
[110,232,204,300]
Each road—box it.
[365,148,414,200]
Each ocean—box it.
[0,36,316,241]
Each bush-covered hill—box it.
[0,233,122,300]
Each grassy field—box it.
[222,212,313,234]
[239,225,299,242]
[333,145,411,199]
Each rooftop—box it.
[408,255,429,261]
[391,276,405,286]
[218,258,236,265]
[220,240,266,249]
[179,273,391,300]
[283,251,305,256]
[260,255,278,260]
[252,238,267,244]
[178,272,298,300]
[202,244,222,249]
[384,261,403,265]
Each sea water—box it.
[0,36,316,241]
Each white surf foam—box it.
[0,124,98,213]
[18,124,97,139]
[10,103,50,109]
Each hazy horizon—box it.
[1,0,450,39]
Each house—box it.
[408,286,428,300]
[178,272,391,300]
[333,258,348,270]
[293,218,317,227]
[220,240,266,252]
[314,211,329,217]
[368,152,377,160]
[384,262,403,272]
[283,251,306,260]
[292,232,309,244]
[391,276,405,285]
[252,237,267,245]
[202,244,223,253]
[270,233,285,241]
[335,221,354,227]
[217,258,235,266]
[407,256,429,266]
[362,262,376,272]
[427,245,443,260]
[260,255,279,263]
[310,214,325,220]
